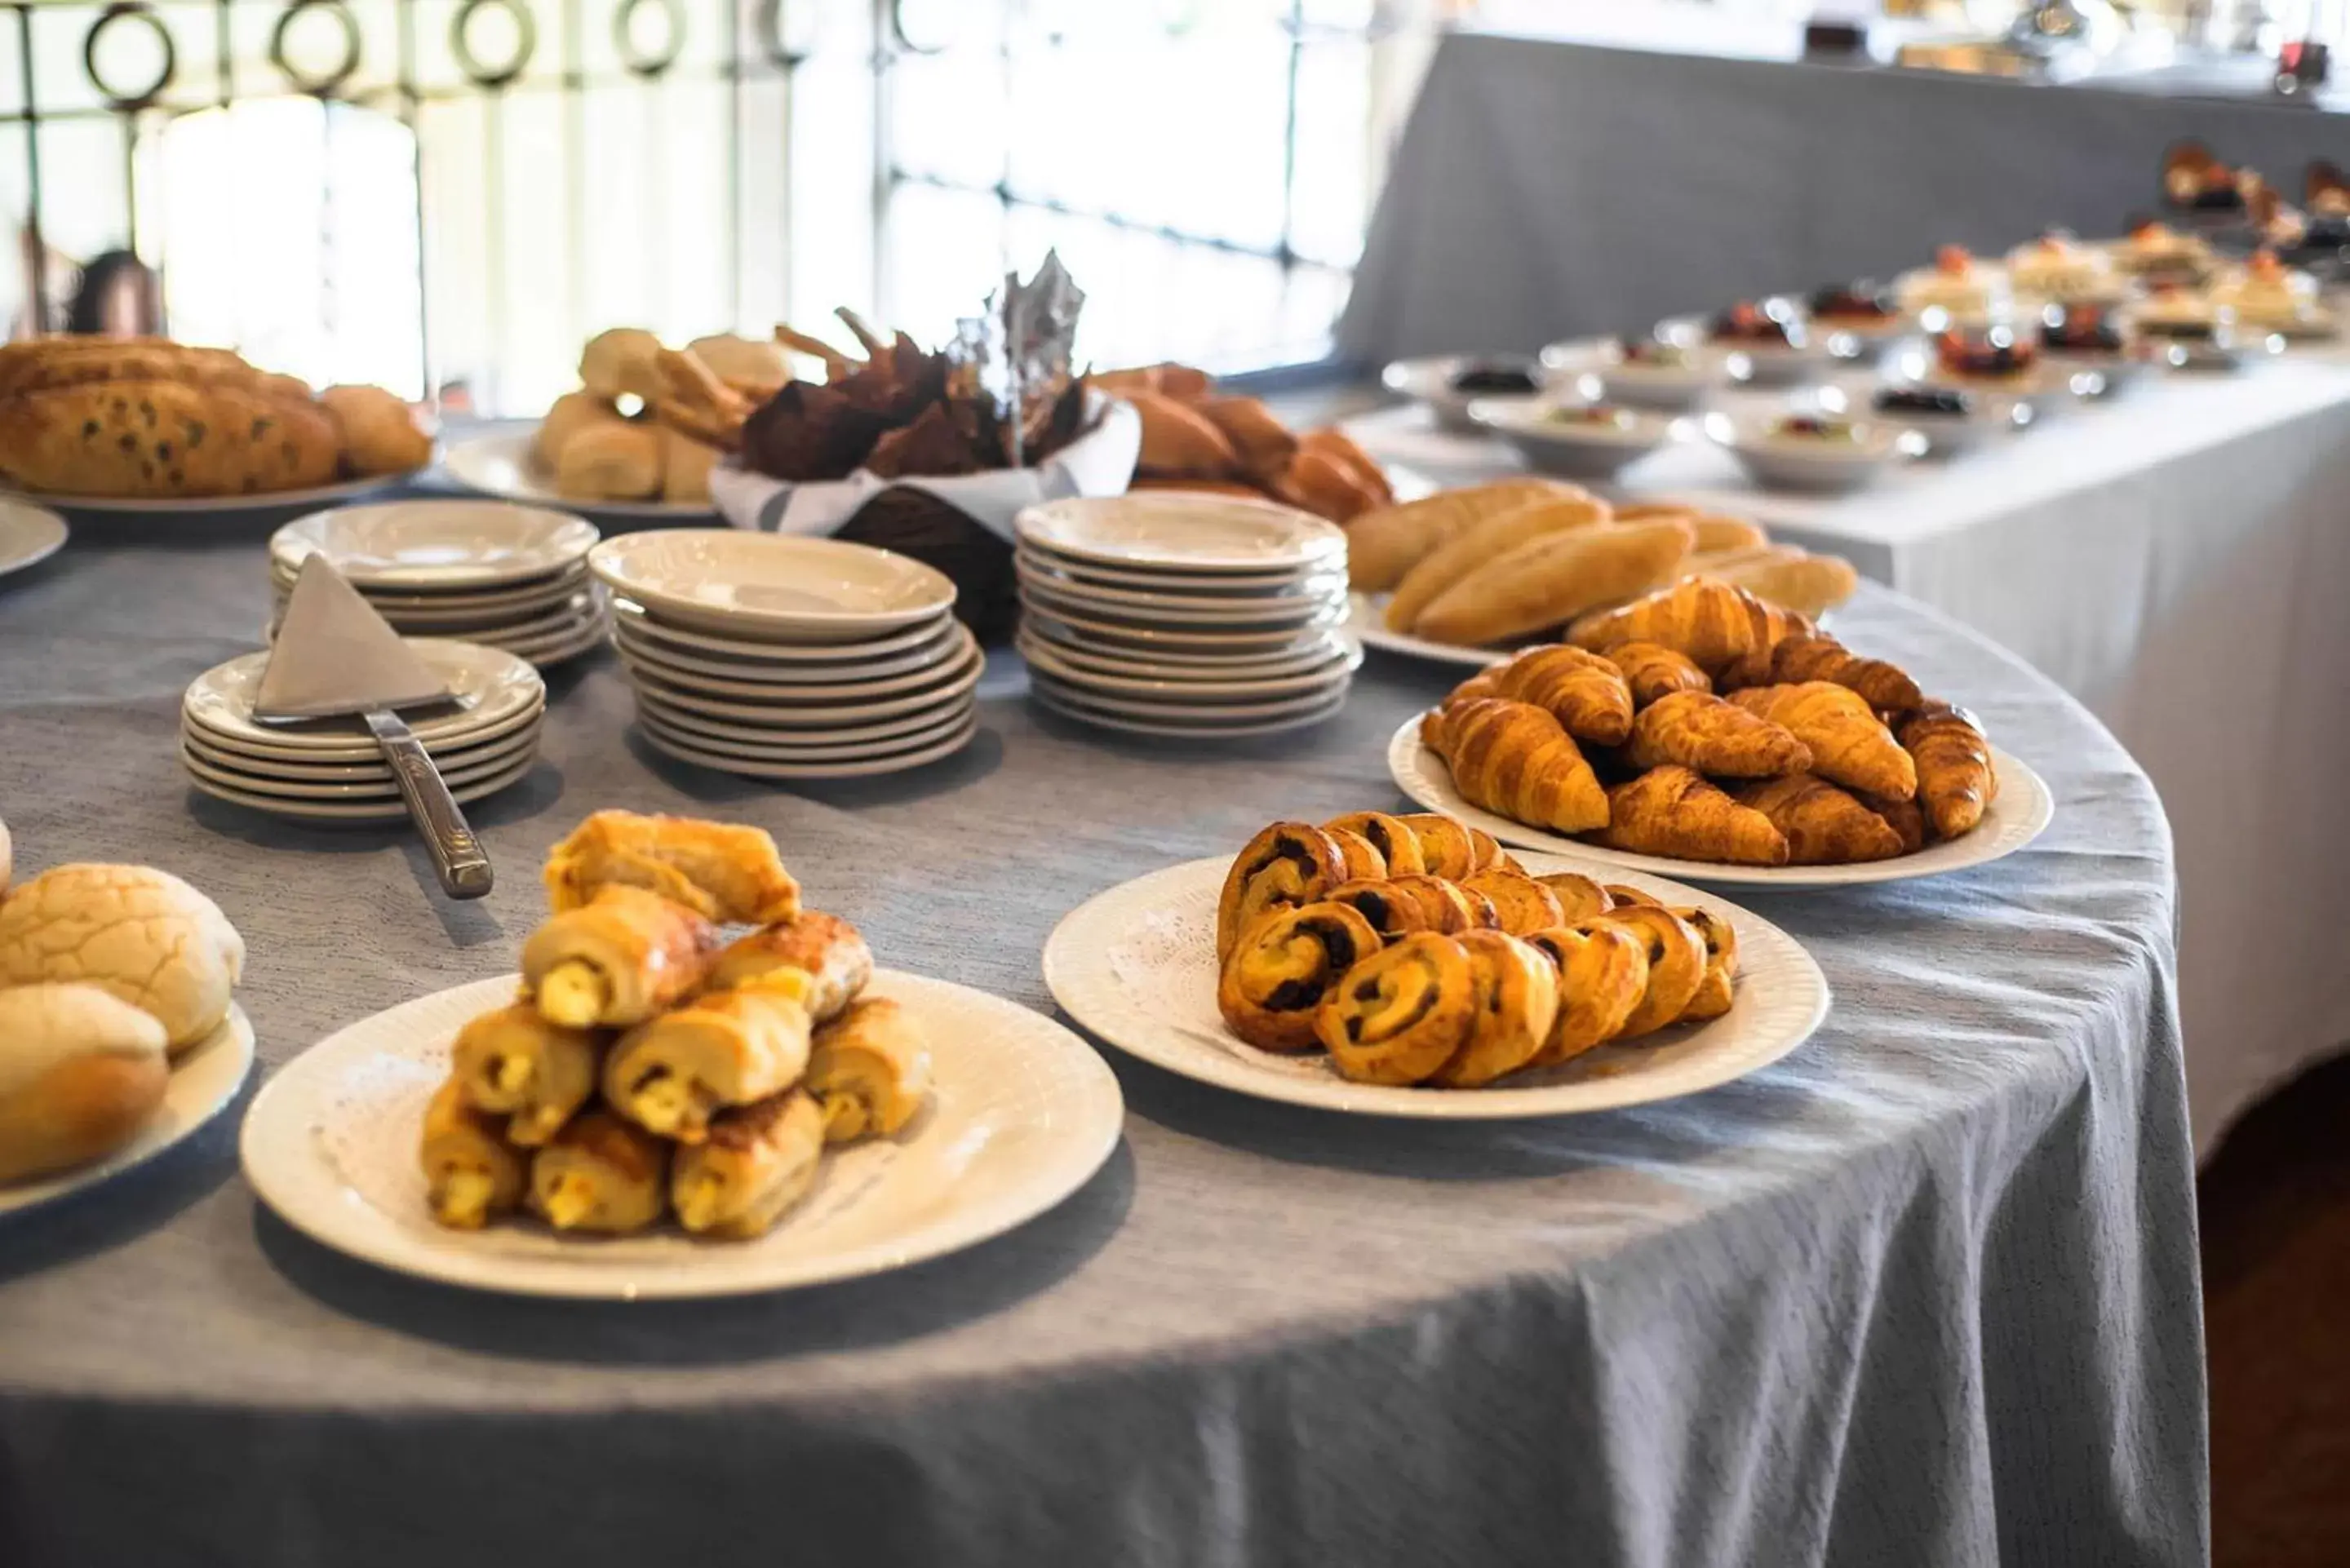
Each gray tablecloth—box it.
[0,528,2203,1567]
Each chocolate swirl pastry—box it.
[1216,822,1347,963]
[1520,923,1651,1065]
[1321,812,1428,878]
[1585,905,1708,1039]
[1671,906,1740,1023]
[1381,875,1497,933]
[1429,930,1561,1087]
[1457,869,1567,937]
[1315,931,1483,1085]
[1217,901,1382,1052]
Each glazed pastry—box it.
[1479,644,1635,746]
[1728,683,1917,800]
[545,810,802,925]
[1415,517,1696,648]
[319,385,431,477]
[555,419,663,501]
[1751,634,1922,712]
[1606,641,1712,707]
[1736,775,1906,865]
[1323,879,1437,941]
[670,1090,826,1238]
[1321,813,1427,878]
[1429,930,1560,1087]
[449,1001,605,1146]
[528,1110,669,1234]
[1315,932,1479,1086]
[1345,479,1578,591]
[1380,875,1494,933]
[1900,702,1999,839]
[1863,791,1927,855]
[1567,578,1792,675]
[1532,871,1612,922]
[1217,822,1347,962]
[601,985,815,1142]
[1195,395,1297,482]
[0,380,340,498]
[1323,827,1389,883]
[1217,901,1383,1052]
[805,997,933,1142]
[1520,924,1648,1065]
[1383,495,1609,633]
[1459,870,1566,937]
[1467,827,1514,874]
[1393,813,1484,881]
[0,862,245,1053]
[1672,907,1739,1023]
[1626,691,1811,778]
[1130,390,1239,479]
[1713,552,1860,619]
[705,913,874,1025]
[1587,906,1707,1039]
[1594,767,1790,867]
[419,1076,526,1230]
[520,884,721,1028]
[534,389,621,468]
[0,982,170,1183]
[1426,698,1609,835]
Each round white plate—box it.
[361,591,601,639]
[610,596,957,662]
[184,640,545,755]
[1022,627,1358,682]
[1017,494,1345,574]
[441,428,718,521]
[188,698,545,769]
[272,499,598,588]
[612,615,964,687]
[1018,599,1346,653]
[2,472,406,517]
[0,1004,255,1216]
[636,702,973,763]
[181,734,539,800]
[1467,395,1678,480]
[615,625,980,703]
[1346,593,1512,670]
[491,613,614,669]
[0,498,69,580]
[1029,666,1349,721]
[1030,683,1348,737]
[1018,631,1360,698]
[240,969,1121,1300]
[590,531,956,640]
[1043,854,1828,1118]
[188,752,538,821]
[271,556,592,605]
[640,714,980,779]
[1016,555,1346,614]
[1015,543,1335,595]
[1017,575,1343,631]
[619,644,983,723]
[1381,353,1548,433]
[633,688,970,749]
[182,722,539,785]
[1387,716,2055,888]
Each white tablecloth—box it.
[1347,351,2350,1157]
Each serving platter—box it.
[1346,592,1510,671]
[2,472,411,519]
[442,428,717,521]
[0,499,69,580]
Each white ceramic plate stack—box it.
[1013,494,1358,738]
[180,639,548,822]
[268,500,608,667]
[590,530,980,779]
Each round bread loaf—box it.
[0,981,171,1182]
[0,864,245,1053]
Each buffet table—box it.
[0,534,2202,1566]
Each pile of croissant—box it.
[1092,361,1393,523]
[1214,812,1740,1088]
[1419,577,1998,866]
[1349,478,1860,647]
[419,810,932,1242]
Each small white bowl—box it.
[1856,386,2026,458]
[1468,395,1680,480]
[1541,337,1722,411]
[1706,411,1914,494]
[1381,354,1547,433]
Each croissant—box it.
[1567,578,1792,675]
[1533,871,1613,922]
[1321,813,1427,878]
[520,885,722,1028]
[450,1001,605,1147]
[543,810,801,926]
[1479,644,1636,745]
[1298,427,1392,504]
[1586,906,1707,1038]
[1594,766,1790,866]
[1520,924,1649,1065]
[528,1109,669,1234]
[1322,827,1390,883]
[1384,874,1496,932]
[1346,478,1577,591]
[1735,775,1907,865]
[1430,931,1561,1087]
[419,1077,526,1230]
[1727,683,1917,801]
[1315,932,1480,1086]
[1129,389,1239,478]
[1414,517,1696,648]
[704,913,874,1025]
[1749,634,1923,712]
[602,986,814,1143]
[1394,813,1502,880]
[1271,449,1382,523]
[1864,791,1927,855]
[1458,869,1567,936]
[804,996,933,1142]
[1900,702,1999,839]
[1430,698,1610,835]
[1217,822,1347,962]
[1606,640,1712,707]
[1195,395,1297,483]
[1671,907,1739,1022]
[1384,495,1609,632]
[672,1090,827,1238]
[1217,901,1383,1052]
[1626,691,1812,777]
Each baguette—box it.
[1415,517,1695,647]
[1344,479,1578,591]
[1386,495,1609,632]
[1711,552,1860,618]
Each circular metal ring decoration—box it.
[82,2,178,113]
[752,0,815,69]
[613,0,684,78]
[450,0,537,89]
[269,0,364,98]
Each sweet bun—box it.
[686,334,787,398]
[0,864,246,1053]
[659,425,722,503]
[556,420,663,501]
[320,385,433,476]
[0,982,171,1182]
[535,390,621,470]
[579,327,665,402]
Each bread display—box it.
[419,813,932,1241]
[1093,362,1393,523]
[1346,479,1576,591]
[1383,494,1609,631]
[1415,515,1698,648]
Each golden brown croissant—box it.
[1414,517,1696,648]
[1593,767,1791,866]
[1626,691,1813,777]
[1217,822,1348,963]
[1429,698,1610,835]
[1606,640,1713,707]
[1384,496,1609,632]
[1520,923,1649,1065]
[672,1090,826,1238]
[419,1077,526,1230]
[1748,634,1923,712]
[1298,427,1391,505]
[450,1001,605,1146]
[805,997,933,1141]
[1130,390,1239,478]
[1532,871,1614,922]
[1457,869,1567,936]
[1727,683,1918,801]
[1735,775,1907,865]
[602,986,814,1143]
[1345,479,1578,591]
[1586,906,1708,1038]
[704,913,874,1025]
[1670,907,1739,1023]
[1195,395,1297,482]
[544,810,801,926]
[320,384,432,477]
[1900,702,1999,839]
[1270,448,1384,523]
[1314,932,1479,1085]
[1430,930,1561,1087]
[1567,578,1792,675]
[1479,644,1636,746]
[1323,827,1390,883]
[1860,791,1927,854]
[528,1109,669,1234]
[1321,813,1427,878]
[520,885,721,1028]
[1217,901,1383,1052]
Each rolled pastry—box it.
[1384,875,1495,933]
[1429,930,1560,1087]
[1321,879,1439,942]
[706,913,874,1025]
[1521,924,1650,1065]
[0,981,170,1183]
[602,986,814,1143]
[1217,901,1383,1052]
[1315,932,1478,1086]
[528,1110,668,1233]
[1321,827,1389,883]
[419,1076,525,1229]
[1216,822,1347,963]
[1320,812,1427,878]
[1586,906,1706,1039]
[1671,906,1740,1023]
[1533,871,1614,922]
[519,884,721,1029]
[672,1091,826,1238]
[805,996,933,1142]
[1457,869,1566,937]
[543,809,802,926]
[449,1000,605,1146]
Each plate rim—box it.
[268,497,601,587]
[1015,494,1346,574]
[639,712,980,778]
[588,529,957,636]
[0,471,411,517]
[0,498,69,578]
[1346,593,1511,671]
[187,751,539,819]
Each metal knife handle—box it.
[363,709,494,900]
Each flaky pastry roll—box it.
[419,1077,525,1230]
[672,1090,826,1238]
[543,808,802,925]
[1314,931,1479,1086]
[602,986,814,1143]
[703,913,874,1025]
[1217,901,1383,1052]
[527,1110,669,1234]
[450,1000,605,1146]
[805,996,933,1143]
[520,884,721,1029]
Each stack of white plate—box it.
[589,530,981,779]
[180,639,547,822]
[268,500,608,667]
[1013,494,1358,737]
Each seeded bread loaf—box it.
[0,379,341,497]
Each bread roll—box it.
[659,424,722,503]
[1711,551,1860,618]
[0,982,171,1182]
[579,327,665,402]
[1415,517,1696,647]
[321,385,432,476]
[1386,495,1609,631]
[1345,479,1579,592]
[556,421,663,501]
[685,334,787,397]
[0,864,245,1053]
[535,390,620,470]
